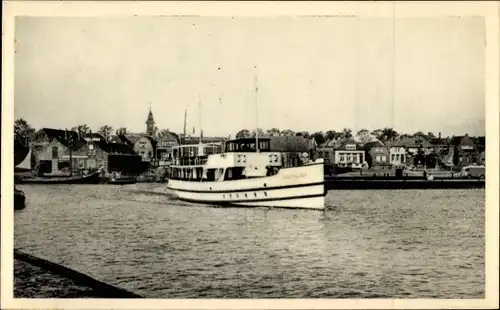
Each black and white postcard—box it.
[2,1,498,309]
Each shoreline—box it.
[14,250,141,298]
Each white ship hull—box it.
[167,159,326,210]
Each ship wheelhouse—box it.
[169,138,309,182]
[225,138,271,153]
[169,137,317,182]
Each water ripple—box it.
[15,185,485,298]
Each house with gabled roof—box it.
[134,135,157,163]
[455,134,479,166]
[32,128,88,175]
[334,137,365,168]
[72,133,142,175]
[109,134,134,148]
[391,137,433,155]
[364,140,390,167]
[317,138,344,165]
[385,141,407,167]
[156,131,181,166]
[458,134,475,152]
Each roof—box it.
[269,136,311,152]
[319,138,345,149]
[157,131,181,144]
[336,137,361,150]
[83,133,106,141]
[183,136,227,144]
[342,137,357,145]
[124,133,144,144]
[146,110,155,123]
[109,134,134,147]
[389,137,432,148]
[459,135,474,147]
[37,128,87,150]
[227,137,271,144]
[430,137,447,145]
[93,140,138,155]
[363,140,385,149]
[136,135,157,148]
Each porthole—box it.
[254,193,257,197]
[245,193,247,198]
[223,194,225,198]
[236,194,239,198]
[264,192,268,197]
[264,183,267,187]
[229,194,232,198]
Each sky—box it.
[14,16,485,138]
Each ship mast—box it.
[182,108,187,145]
[254,65,259,153]
[198,94,202,144]
[66,129,73,177]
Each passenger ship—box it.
[166,137,326,210]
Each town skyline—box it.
[15,16,485,138]
[14,114,484,143]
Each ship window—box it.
[245,193,247,198]
[264,192,268,197]
[224,167,245,181]
[203,169,216,181]
[254,193,257,197]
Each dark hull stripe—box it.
[174,193,326,205]
[168,181,325,194]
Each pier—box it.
[325,175,485,190]
[14,250,142,298]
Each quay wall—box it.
[14,249,142,298]
[325,177,485,190]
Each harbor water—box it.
[14,184,484,298]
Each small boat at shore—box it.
[167,138,326,210]
[107,179,137,185]
[18,171,101,185]
[14,187,26,210]
[106,175,137,185]
[14,142,29,209]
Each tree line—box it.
[235,127,452,146]
[14,118,174,144]
[15,118,484,150]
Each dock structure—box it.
[325,175,485,190]
[14,249,142,298]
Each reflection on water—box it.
[15,184,484,298]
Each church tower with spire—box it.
[146,105,156,136]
